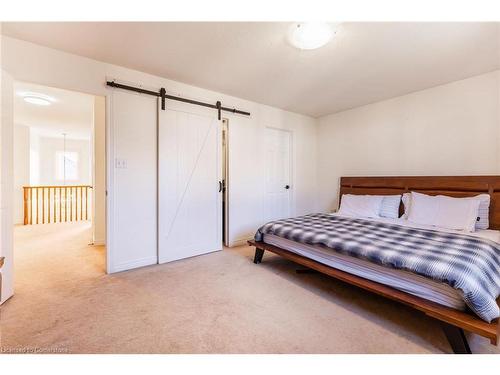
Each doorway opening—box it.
[13,81,107,276]
[222,118,229,247]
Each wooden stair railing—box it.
[23,185,93,225]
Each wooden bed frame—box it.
[248,176,500,354]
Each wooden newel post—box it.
[23,187,28,225]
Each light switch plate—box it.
[115,158,127,169]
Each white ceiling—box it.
[4,22,500,117]
[14,82,94,140]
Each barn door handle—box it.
[285,185,290,190]
[219,181,223,192]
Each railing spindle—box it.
[48,188,51,223]
[52,187,56,223]
[64,187,67,222]
[65,187,67,222]
[29,188,32,225]
[85,186,89,220]
[35,188,39,224]
[42,187,45,224]
[79,187,81,220]
[58,188,61,223]
[75,187,77,221]
[23,187,28,225]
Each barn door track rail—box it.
[106,81,251,120]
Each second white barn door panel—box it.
[158,104,222,263]
[264,127,292,222]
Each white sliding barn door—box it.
[264,127,292,222]
[158,102,222,263]
[109,90,158,272]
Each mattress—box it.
[261,212,500,311]
[263,233,467,309]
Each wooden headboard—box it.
[339,176,500,230]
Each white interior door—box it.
[158,103,222,263]
[265,127,292,222]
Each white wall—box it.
[317,70,500,211]
[2,36,318,272]
[29,129,39,185]
[35,135,91,186]
[227,105,317,245]
[13,124,30,224]
[14,125,92,225]
[1,29,15,302]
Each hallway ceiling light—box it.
[287,22,335,50]
[19,92,56,106]
[24,96,51,106]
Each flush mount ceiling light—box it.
[19,92,56,106]
[287,22,335,50]
[24,96,51,106]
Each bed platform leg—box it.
[253,248,264,264]
[296,268,319,274]
[440,322,472,354]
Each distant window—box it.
[56,151,78,181]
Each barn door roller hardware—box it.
[106,81,250,120]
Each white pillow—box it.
[407,192,438,225]
[463,194,490,230]
[407,192,481,232]
[338,194,384,219]
[401,192,490,230]
[378,195,402,219]
[434,195,482,232]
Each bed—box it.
[248,176,500,353]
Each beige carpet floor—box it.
[1,222,499,354]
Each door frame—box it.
[264,126,294,220]
[1,79,111,305]
[105,92,113,273]
[91,95,106,247]
[222,118,229,247]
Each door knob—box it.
[285,185,290,189]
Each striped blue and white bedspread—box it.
[255,214,500,322]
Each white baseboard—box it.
[228,237,253,247]
[110,256,157,273]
